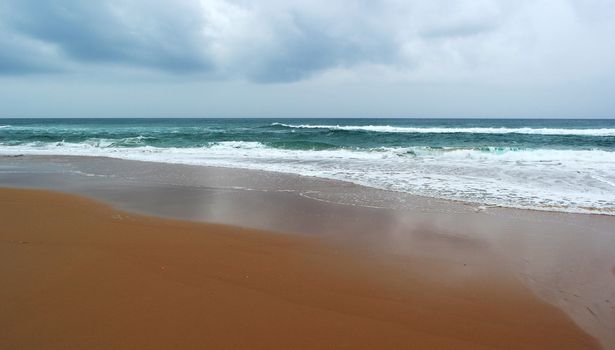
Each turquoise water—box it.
[1,118,614,150]
[1,118,614,214]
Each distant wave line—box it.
[271,123,615,136]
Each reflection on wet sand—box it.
[1,155,615,348]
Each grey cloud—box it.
[246,13,396,83]
[3,0,212,74]
[0,0,614,87]
[0,51,57,75]
[1,0,615,117]
[0,0,401,81]
[0,24,62,75]
[420,23,496,39]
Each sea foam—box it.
[1,141,614,215]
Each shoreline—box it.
[2,153,612,218]
[0,187,600,349]
[2,155,615,348]
[1,150,612,216]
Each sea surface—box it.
[1,118,614,215]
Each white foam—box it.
[272,123,615,136]
[1,142,614,215]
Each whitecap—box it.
[272,123,615,136]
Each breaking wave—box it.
[272,123,615,136]
[1,140,614,215]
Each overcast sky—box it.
[1,0,614,118]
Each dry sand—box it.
[0,188,599,349]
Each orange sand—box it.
[0,188,598,349]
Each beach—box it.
[1,156,614,349]
[0,187,601,349]
[2,0,615,346]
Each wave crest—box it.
[271,123,615,136]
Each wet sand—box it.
[2,155,615,349]
[0,188,600,349]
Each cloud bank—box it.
[1,0,614,84]
[1,0,614,118]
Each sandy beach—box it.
[1,156,614,349]
[2,0,615,345]
[0,187,600,349]
[2,0,615,346]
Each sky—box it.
[1,0,614,118]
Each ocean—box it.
[1,118,614,215]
